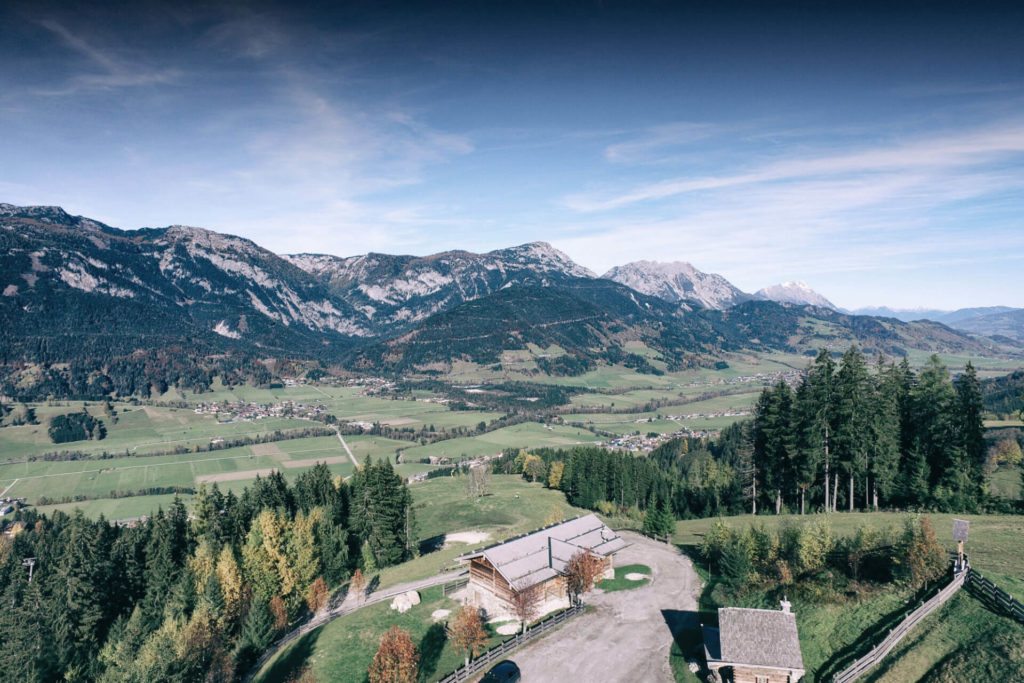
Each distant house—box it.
[458,514,625,620]
[703,600,805,683]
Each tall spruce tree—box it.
[753,381,795,513]
[807,350,837,511]
[869,359,902,509]
[834,347,872,511]
[954,362,986,506]
[912,356,958,503]
[791,379,821,514]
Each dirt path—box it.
[334,428,359,468]
[512,531,701,682]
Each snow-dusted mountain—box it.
[285,242,595,333]
[2,203,1015,381]
[601,260,750,310]
[755,281,836,309]
[1,204,369,358]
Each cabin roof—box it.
[459,513,626,590]
[705,607,805,671]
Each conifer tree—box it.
[834,346,872,511]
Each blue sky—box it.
[1,1,1022,309]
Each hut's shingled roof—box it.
[711,607,804,671]
[459,514,626,590]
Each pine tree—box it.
[912,355,957,494]
[834,346,872,511]
[753,382,795,514]
[954,362,985,506]
[902,446,931,506]
[791,379,821,514]
[236,599,275,672]
[869,359,902,509]
[53,512,111,678]
[0,577,56,682]
[807,350,837,511]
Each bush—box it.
[900,516,947,589]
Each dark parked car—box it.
[480,660,521,682]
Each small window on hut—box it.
[755,676,769,683]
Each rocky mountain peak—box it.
[602,259,748,310]
[755,281,836,309]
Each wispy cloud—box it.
[603,121,726,164]
[35,19,180,95]
[565,122,1024,212]
[550,119,1024,305]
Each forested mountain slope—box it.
[0,204,365,362]
[349,282,1012,373]
[285,241,594,334]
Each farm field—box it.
[398,422,600,462]
[3,346,1019,522]
[179,382,507,430]
[34,493,191,520]
[0,402,314,460]
[443,349,807,390]
[0,432,413,517]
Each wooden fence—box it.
[442,577,470,598]
[436,603,584,682]
[965,569,1024,624]
[832,569,967,683]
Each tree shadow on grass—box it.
[662,609,705,679]
[816,581,945,682]
[418,622,448,681]
[419,534,446,555]
[257,627,323,683]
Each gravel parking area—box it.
[512,530,701,682]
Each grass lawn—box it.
[864,590,1024,682]
[255,585,508,683]
[597,563,651,592]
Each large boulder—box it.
[390,590,421,614]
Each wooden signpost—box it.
[952,519,969,572]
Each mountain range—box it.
[849,305,1024,342]
[1,204,1019,383]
